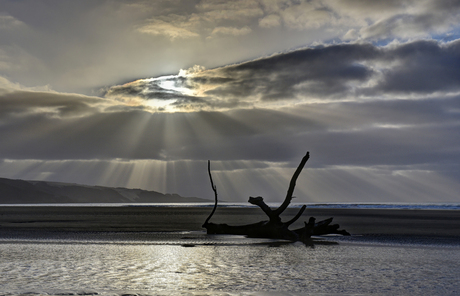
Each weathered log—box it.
[202,152,350,241]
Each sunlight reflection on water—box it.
[0,234,459,295]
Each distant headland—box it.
[0,177,209,204]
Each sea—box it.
[1,203,459,295]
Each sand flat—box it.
[1,206,459,237]
[1,206,460,294]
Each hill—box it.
[0,178,209,204]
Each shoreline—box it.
[1,206,459,238]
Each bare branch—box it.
[202,160,218,227]
[284,205,306,227]
[273,151,310,216]
[248,196,278,221]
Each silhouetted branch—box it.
[202,160,218,227]
[248,196,278,221]
[273,151,309,216]
[284,205,306,227]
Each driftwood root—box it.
[202,152,350,242]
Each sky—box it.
[1,0,460,203]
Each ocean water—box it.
[1,232,459,295]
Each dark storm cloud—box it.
[2,88,458,167]
[109,84,188,101]
[372,39,460,93]
[226,95,460,166]
[202,43,380,101]
[106,39,460,111]
[205,39,460,101]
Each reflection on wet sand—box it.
[0,235,459,294]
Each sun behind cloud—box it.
[105,39,460,113]
[104,65,211,113]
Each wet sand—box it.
[2,206,459,295]
[1,206,459,238]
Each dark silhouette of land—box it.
[0,177,208,204]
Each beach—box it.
[1,206,460,295]
[1,205,460,236]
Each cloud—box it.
[1,73,460,201]
[0,86,115,120]
[203,43,377,101]
[2,0,460,96]
[255,0,460,40]
[104,39,460,112]
[3,76,459,164]
[326,0,460,39]
[0,14,26,29]
[258,0,331,29]
[196,0,263,21]
[124,0,460,49]
[370,39,460,94]
[137,18,200,39]
[258,14,281,28]
[279,1,332,30]
[0,75,52,92]
[210,26,252,37]
[135,0,262,40]
[0,45,47,78]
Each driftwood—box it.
[202,152,350,242]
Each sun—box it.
[155,75,195,96]
[107,74,198,113]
